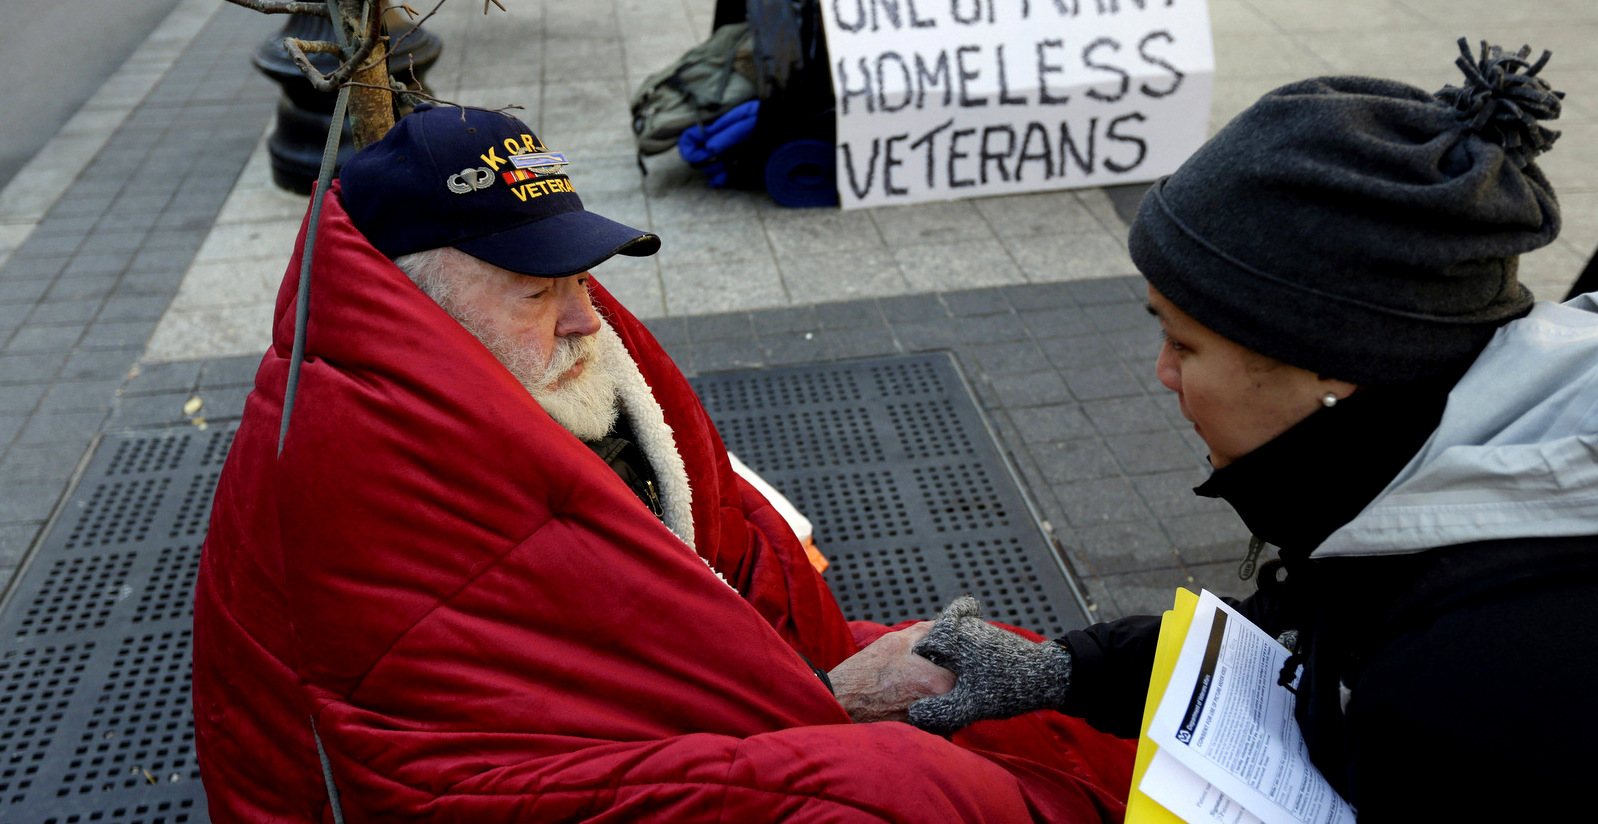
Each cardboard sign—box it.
[818,0,1215,209]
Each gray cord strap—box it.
[276,82,348,456]
[296,5,357,822]
[311,719,348,824]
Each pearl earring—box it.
[1321,393,1339,408]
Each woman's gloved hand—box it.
[908,596,1073,735]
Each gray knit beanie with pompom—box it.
[1130,39,1565,385]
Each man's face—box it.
[419,249,621,440]
[447,258,604,389]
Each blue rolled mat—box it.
[764,139,839,208]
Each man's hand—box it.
[829,622,957,724]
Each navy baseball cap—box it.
[340,104,660,277]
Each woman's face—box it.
[1147,285,1355,468]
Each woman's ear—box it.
[1316,377,1360,407]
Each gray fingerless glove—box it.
[908,595,1072,735]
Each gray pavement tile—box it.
[38,380,124,415]
[0,304,26,332]
[778,247,908,303]
[98,296,173,322]
[641,317,690,348]
[114,271,182,296]
[26,299,104,326]
[890,319,965,352]
[988,370,1073,408]
[968,340,1051,376]
[684,313,756,343]
[0,523,42,568]
[16,410,107,447]
[869,200,996,246]
[0,256,70,281]
[1006,404,1095,444]
[1105,431,1201,475]
[2,279,53,303]
[974,192,1105,238]
[1105,328,1159,361]
[1064,520,1183,576]
[44,276,117,303]
[97,210,162,234]
[1165,511,1253,567]
[942,288,1011,317]
[1131,469,1230,520]
[198,357,260,389]
[693,338,766,373]
[1002,282,1076,311]
[79,320,158,351]
[141,228,208,252]
[1077,574,1121,622]
[659,340,694,374]
[894,240,1026,292]
[1016,305,1093,341]
[197,385,252,419]
[1060,361,1143,401]
[1064,276,1143,305]
[84,231,149,255]
[1082,396,1174,436]
[749,306,820,336]
[47,197,104,219]
[0,482,62,524]
[32,216,101,238]
[13,234,85,259]
[955,312,1033,344]
[1096,566,1205,618]
[0,352,67,384]
[0,413,23,445]
[1185,560,1257,605]
[1005,232,1137,282]
[761,330,833,365]
[760,210,887,258]
[1052,476,1153,527]
[813,300,888,331]
[661,259,788,315]
[829,325,900,358]
[0,383,47,415]
[64,253,133,278]
[1039,334,1115,372]
[1032,438,1121,484]
[1087,300,1157,334]
[6,324,86,354]
[125,360,204,396]
[877,293,948,323]
[61,349,138,383]
[0,443,90,485]
[110,393,192,428]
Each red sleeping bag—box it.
[191,185,1136,822]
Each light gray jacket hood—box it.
[1314,293,1598,559]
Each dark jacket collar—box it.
[1194,379,1456,556]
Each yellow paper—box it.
[1125,588,1199,824]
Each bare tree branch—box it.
[223,0,331,15]
[387,0,449,57]
[484,0,506,12]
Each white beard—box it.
[459,312,625,442]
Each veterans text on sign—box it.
[819,0,1215,208]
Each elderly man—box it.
[191,105,1133,822]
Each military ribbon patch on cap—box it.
[503,152,570,185]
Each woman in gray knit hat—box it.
[902,40,1598,819]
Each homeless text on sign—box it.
[820,0,1215,208]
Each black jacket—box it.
[1057,385,1598,820]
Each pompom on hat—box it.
[1129,38,1565,385]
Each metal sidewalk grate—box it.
[690,352,1088,638]
[0,351,1087,821]
[0,427,229,822]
